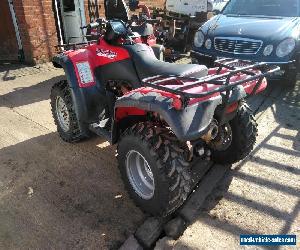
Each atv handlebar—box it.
[80,19,107,30]
[80,22,99,30]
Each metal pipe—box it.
[201,121,219,143]
[54,0,64,46]
[7,0,24,61]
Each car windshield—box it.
[223,0,300,17]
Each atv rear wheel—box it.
[210,101,258,165]
[50,81,86,142]
[117,122,192,216]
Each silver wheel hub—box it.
[56,96,70,132]
[126,150,155,200]
[209,123,233,151]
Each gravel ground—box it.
[0,64,299,250]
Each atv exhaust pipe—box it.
[201,121,219,143]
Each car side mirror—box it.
[214,10,221,15]
[129,0,139,11]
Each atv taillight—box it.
[172,98,183,110]
[226,102,239,114]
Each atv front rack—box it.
[142,59,280,107]
[55,39,98,52]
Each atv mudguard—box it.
[52,54,107,137]
[113,85,250,142]
[115,91,211,142]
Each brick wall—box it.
[138,0,165,8]
[13,0,59,64]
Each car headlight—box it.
[263,45,273,56]
[205,39,212,49]
[276,38,296,57]
[194,31,205,47]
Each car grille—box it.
[214,37,263,55]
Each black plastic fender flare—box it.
[52,54,107,137]
[114,91,223,142]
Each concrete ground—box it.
[0,64,299,250]
[0,66,145,249]
[157,81,300,249]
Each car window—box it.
[223,0,300,17]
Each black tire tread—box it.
[117,122,192,216]
[211,101,258,164]
[50,80,85,143]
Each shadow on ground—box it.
[0,133,145,249]
[0,76,64,108]
[0,63,59,82]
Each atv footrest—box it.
[89,123,111,142]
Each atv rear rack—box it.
[142,59,280,107]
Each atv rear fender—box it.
[112,86,253,143]
[113,89,247,142]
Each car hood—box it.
[203,15,300,42]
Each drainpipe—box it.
[7,0,24,62]
[77,0,87,41]
[54,0,64,46]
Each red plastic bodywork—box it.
[65,35,156,88]
[115,67,267,119]
[65,38,130,87]
[115,107,147,122]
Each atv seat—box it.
[125,43,208,80]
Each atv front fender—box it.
[114,91,223,142]
[52,54,108,137]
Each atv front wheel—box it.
[210,101,258,165]
[50,81,86,142]
[117,122,192,216]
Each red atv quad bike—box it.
[51,17,278,216]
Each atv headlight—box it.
[276,38,296,58]
[194,31,205,47]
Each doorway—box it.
[0,1,19,61]
[59,0,87,44]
